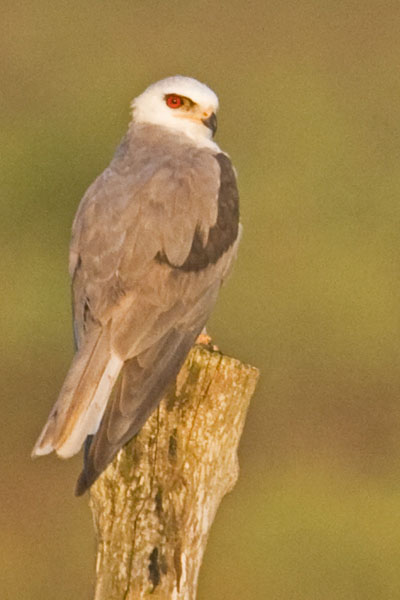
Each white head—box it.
[131,76,219,147]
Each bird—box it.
[32,75,240,495]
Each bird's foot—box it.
[196,332,219,351]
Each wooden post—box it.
[89,344,259,600]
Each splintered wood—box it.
[89,344,259,600]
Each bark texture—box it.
[89,344,259,600]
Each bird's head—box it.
[131,76,219,146]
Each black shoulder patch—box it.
[157,153,239,272]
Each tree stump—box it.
[89,344,259,599]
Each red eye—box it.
[166,94,183,109]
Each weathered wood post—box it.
[89,343,259,599]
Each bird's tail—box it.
[32,327,123,459]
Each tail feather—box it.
[32,327,123,459]
[75,326,200,495]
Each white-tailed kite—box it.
[32,76,240,495]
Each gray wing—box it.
[70,128,239,494]
[75,282,221,495]
[70,133,222,348]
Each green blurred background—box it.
[2,1,400,598]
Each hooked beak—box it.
[201,112,217,137]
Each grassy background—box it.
[2,1,400,598]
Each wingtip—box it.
[75,470,89,496]
[75,468,100,496]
